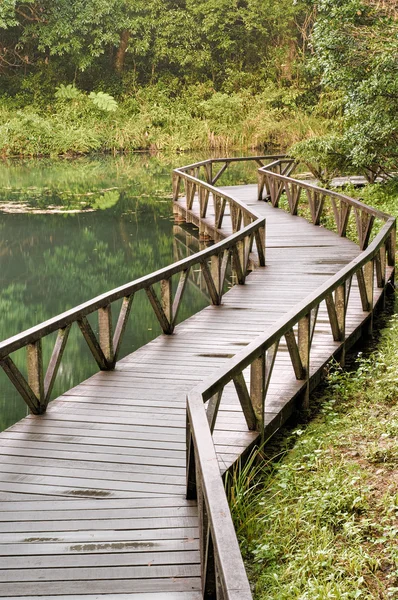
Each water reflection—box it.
[0,153,259,431]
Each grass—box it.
[228,309,398,598]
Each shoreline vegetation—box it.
[0,85,328,159]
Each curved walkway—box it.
[0,163,394,598]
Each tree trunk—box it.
[115,30,130,73]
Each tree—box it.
[0,0,307,87]
[293,0,398,178]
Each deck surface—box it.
[0,185,377,598]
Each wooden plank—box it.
[0,550,199,570]
[0,505,197,522]
[0,463,185,487]
[0,440,186,465]
[0,472,185,496]
[0,578,202,596]
[10,594,202,600]
[0,431,186,452]
[0,455,185,476]
[0,445,185,469]
[0,482,172,499]
[0,527,199,545]
[0,537,199,557]
[0,515,198,534]
[0,565,201,583]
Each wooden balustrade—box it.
[174,155,284,189]
[181,157,395,599]
[186,211,394,596]
[258,161,393,251]
[186,391,252,600]
[1,156,275,414]
[0,216,264,415]
[173,156,283,256]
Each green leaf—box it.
[55,84,83,101]
[88,92,118,112]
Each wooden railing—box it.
[0,174,267,414]
[173,155,284,242]
[177,156,396,600]
[258,159,393,251]
[173,227,234,299]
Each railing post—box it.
[44,325,71,404]
[113,295,134,361]
[298,313,310,410]
[335,284,346,341]
[335,283,346,365]
[0,356,41,414]
[172,172,181,201]
[254,223,266,266]
[98,305,114,366]
[375,245,387,289]
[257,172,266,201]
[238,239,246,279]
[27,341,44,409]
[202,503,217,597]
[205,162,213,185]
[326,284,346,363]
[211,255,221,300]
[364,260,375,335]
[78,316,110,371]
[161,278,173,330]
[387,224,396,268]
[387,223,396,293]
[250,352,265,432]
[186,411,197,500]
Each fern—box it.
[89,92,118,112]
[55,84,83,100]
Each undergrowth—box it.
[228,313,398,599]
[0,85,329,157]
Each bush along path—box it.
[229,311,398,600]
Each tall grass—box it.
[0,86,329,157]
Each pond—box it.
[0,153,261,432]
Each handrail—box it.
[0,156,269,417]
[187,390,253,600]
[172,155,284,241]
[258,161,393,249]
[190,216,395,405]
[178,156,395,599]
[259,167,391,220]
[0,221,262,359]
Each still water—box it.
[0,155,210,431]
[0,153,258,432]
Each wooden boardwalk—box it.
[0,158,395,599]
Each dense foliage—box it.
[292,0,398,180]
[0,0,397,175]
[230,328,398,598]
[0,0,305,89]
